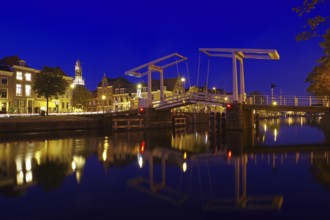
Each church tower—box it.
[73,60,85,85]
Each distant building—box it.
[88,74,184,112]
[73,60,85,86]
[0,64,14,113]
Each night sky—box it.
[1,0,329,95]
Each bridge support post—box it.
[232,53,239,102]
[226,104,254,130]
[143,108,172,129]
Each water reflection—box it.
[0,118,329,218]
[256,116,327,146]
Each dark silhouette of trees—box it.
[294,0,330,95]
[72,85,91,111]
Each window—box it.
[25,73,31,81]
[16,84,22,96]
[1,78,7,85]
[115,88,119,94]
[25,85,31,96]
[16,71,23,80]
[1,89,7,98]
[120,88,125,94]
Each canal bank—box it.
[0,111,211,133]
[0,115,101,132]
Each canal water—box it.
[0,116,329,220]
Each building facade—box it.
[88,74,185,112]
[0,57,73,114]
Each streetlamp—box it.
[212,86,216,94]
[181,77,186,94]
[102,95,106,113]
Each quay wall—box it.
[0,116,101,133]
[0,111,211,133]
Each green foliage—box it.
[33,66,68,115]
[294,1,330,95]
[293,0,328,41]
[305,30,330,95]
[72,84,91,109]
[305,58,330,96]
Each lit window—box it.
[25,73,31,81]
[1,89,7,98]
[16,84,22,96]
[25,85,31,96]
[16,71,23,80]
[1,77,7,85]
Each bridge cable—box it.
[175,56,180,78]
[206,55,211,93]
[197,51,201,88]
[185,61,191,88]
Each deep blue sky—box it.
[1,0,328,95]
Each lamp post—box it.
[271,83,276,102]
[181,77,186,94]
[102,95,106,113]
[212,86,216,94]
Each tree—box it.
[72,84,91,111]
[305,30,330,95]
[293,0,328,41]
[33,66,68,115]
[294,1,330,95]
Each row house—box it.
[88,73,185,112]
[0,57,73,114]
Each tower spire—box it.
[73,60,85,85]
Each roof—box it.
[0,64,12,72]
[98,76,133,87]
[151,78,178,91]
[0,56,29,67]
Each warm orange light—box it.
[140,140,145,152]
[228,150,232,158]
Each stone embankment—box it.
[0,115,103,133]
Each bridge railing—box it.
[152,92,232,108]
[246,95,330,107]
[151,92,329,109]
